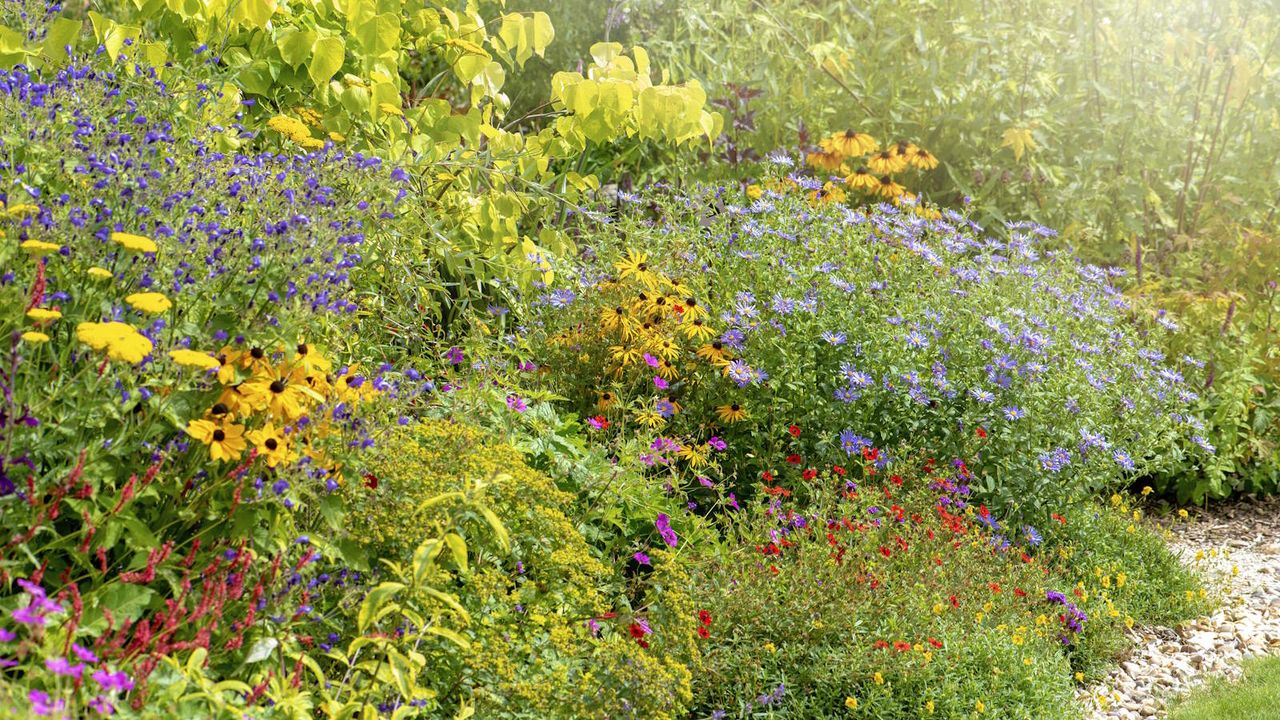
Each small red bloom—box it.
[802,468,817,481]
[786,454,803,465]
[879,546,891,557]
[976,427,988,439]
[862,447,880,462]
[628,623,646,639]
[363,473,379,490]
[696,626,710,639]
[1014,588,1027,598]
[1052,513,1067,525]
[988,582,1001,593]
[699,609,712,626]
[832,464,846,476]
[788,424,801,437]
[890,474,903,486]
[873,639,890,650]
[762,470,775,482]
[893,640,912,652]
[949,594,960,609]
[927,637,943,649]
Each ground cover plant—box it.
[0,2,1255,719]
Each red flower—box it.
[699,609,712,626]
[1014,588,1027,598]
[927,637,944,649]
[1051,513,1067,525]
[893,640,912,652]
[601,612,618,619]
[696,626,710,639]
[786,454,803,465]
[801,468,817,481]
[591,415,610,429]
[862,447,879,462]
[890,474,903,486]
[788,424,801,437]
[832,464,846,476]
[873,639,890,650]
[988,582,1001,593]
[976,427,988,439]
[879,546,891,557]
[363,473,379,490]
[949,594,960,608]
[628,623,647,639]
[762,470,775,482]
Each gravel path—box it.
[1077,496,1280,719]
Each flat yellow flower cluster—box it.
[267,114,325,149]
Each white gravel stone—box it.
[1076,496,1280,718]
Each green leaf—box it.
[357,582,404,633]
[309,36,346,88]
[41,17,81,61]
[277,28,317,69]
[243,636,278,664]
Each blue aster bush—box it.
[521,172,1212,519]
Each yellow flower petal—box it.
[111,232,158,254]
[26,308,62,321]
[169,349,221,370]
[125,292,173,314]
[21,331,49,343]
[20,240,60,256]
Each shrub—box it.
[524,182,1205,518]
[347,419,700,718]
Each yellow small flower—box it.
[20,240,60,255]
[87,267,113,280]
[975,699,985,714]
[125,292,173,314]
[873,672,884,685]
[1178,509,1189,519]
[844,696,858,710]
[169,349,221,370]
[925,699,935,714]
[1141,486,1153,496]
[21,331,49,343]
[111,232,158,254]
[1074,672,1084,683]
[763,642,776,653]
[26,308,61,322]
[3,203,39,218]
[328,131,346,143]
[186,418,247,462]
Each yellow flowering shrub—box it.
[345,420,699,718]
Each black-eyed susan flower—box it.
[240,346,275,376]
[679,317,716,342]
[868,150,908,175]
[247,423,295,468]
[596,391,617,410]
[186,418,247,462]
[110,231,157,254]
[599,304,637,338]
[242,376,308,421]
[290,341,332,376]
[824,130,878,157]
[696,340,730,365]
[614,249,658,287]
[125,292,172,314]
[76,321,152,363]
[655,358,681,380]
[845,166,881,192]
[634,408,666,429]
[678,442,710,468]
[169,349,221,371]
[716,402,749,423]
[908,147,939,170]
[806,149,844,172]
[215,348,242,385]
[608,344,643,368]
[878,176,907,200]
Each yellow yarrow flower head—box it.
[21,331,49,343]
[26,308,61,322]
[76,322,153,363]
[169,349,221,370]
[125,292,173,314]
[20,240,60,256]
[87,267,113,280]
[111,232,158,253]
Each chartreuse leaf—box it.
[357,582,404,632]
[309,36,346,87]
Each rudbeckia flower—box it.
[614,249,659,287]
[878,176,907,200]
[596,391,617,410]
[247,423,295,468]
[909,147,939,170]
[696,341,731,365]
[868,150,908,175]
[844,166,881,192]
[806,149,844,172]
[824,130,878,156]
[125,292,173,314]
[242,377,309,421]
[186,419,247,462]
[110,232,157,254]
[716,403,749,423]
[168,349,221,370]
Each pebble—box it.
[1077,496,1280,718]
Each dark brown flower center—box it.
[265,438,279,450]
[250,347,265,360]
[269,380,286,394]
[211,403,229,416]
[213,429,226,442]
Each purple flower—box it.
[92,669,135,693]
[655,513,678,548]
[46,657,85,679]
[643,353,660,368]
[505,395,527,413]
[587,416,606,430]
[29,689,65,717]
[707,436,727,451]
[653,375,668,390]
[88,695,114,715]
[633,552,651,566]
[443,346,464,365]
[0,628,15,642]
